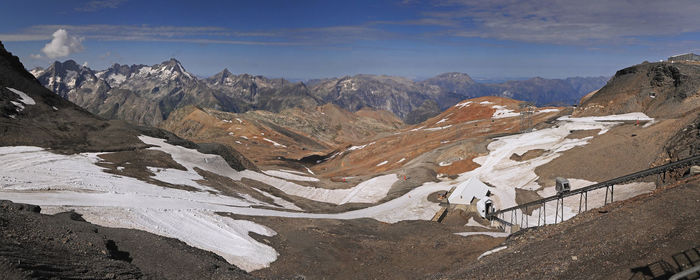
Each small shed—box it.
[447,177,492,205]
[555,177,571,195]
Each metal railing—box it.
[486,155,700,232]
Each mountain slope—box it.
[0,40,261,278]
[575,61,700,118]
[308,74,434,120]
[204,69,319,113]
[160,104,405,168]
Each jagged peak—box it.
[149,58,193,80]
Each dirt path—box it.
[227,214,504,280]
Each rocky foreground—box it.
[0,200,254,279]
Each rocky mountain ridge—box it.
[31,60,608,125]
[575,61,700,118]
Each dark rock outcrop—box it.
[575,62,700,118]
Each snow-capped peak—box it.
[148,58,194,81]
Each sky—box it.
[0,0,698,80]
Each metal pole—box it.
[510,209,514,227]
[579,193,583,213]
[560,198,564,223]
[585,192,588,211]
[604,186,609,205]
[537,206,541,226]
[525,206,529,228]
[662,171,666,183]
[555,199,559,224]
[543,201,547,225]
[611,185,614,203]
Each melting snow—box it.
[347,142,375,151]
[6,87,36,105]
[263,138,286,148]
[491,105,520,119]
[455,101,473,108]
[263,170,319,182]
[436,118,449,124]
[455,232,509,238]
[0,112,659,271]
[465,217,489,228]
[424,125,452,131]
[10,101,24,112]
[478,246,507,259]
[376,160,388,167]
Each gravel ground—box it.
[430,176,700,280]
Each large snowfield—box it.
[0,112,657,271]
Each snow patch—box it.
[76,208,278,272]
[455,101,472,108]
[376,160,388,167]
[455,232,509,238]
[347,142,375,151]
[263,170,319,182]
[478,246,507,259]
[491,105,519,119]
[263,138,286,148]
[424,125,452,131]
[6,87,36,105]
[10,101,24,112]
[304,166,315,175]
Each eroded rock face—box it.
[657,113,700,180]
[575,62,700,118]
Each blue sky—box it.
[1,0,698,80]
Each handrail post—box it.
[604,186,609,205]
[555,198,559,224]
[611,185,614,203]
[543,201,546,225]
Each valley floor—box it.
[0,109,689,278]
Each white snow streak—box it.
[6,87,36,105]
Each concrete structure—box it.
[669,53,700,62]
[447,177,492,205]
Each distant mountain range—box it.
[30,59,608,125]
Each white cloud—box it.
[41,29,84,59]
[29,54,42,59]
[425,0,700,45]
[75,0,127,12]
[0,34,51,42]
